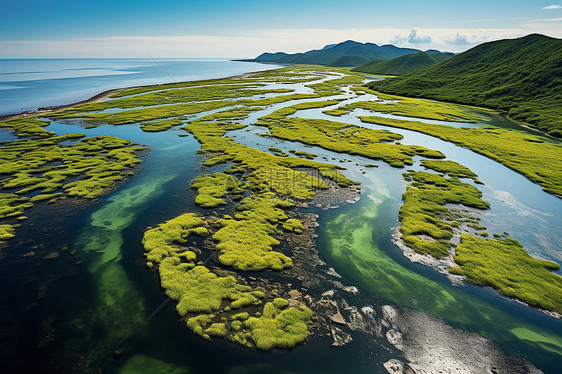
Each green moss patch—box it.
[450,235,562,314]
[330,91,483,122]
[244,299,313,350]
[257,111,444,168]
[0,118,54,138]
[282,218,304,234]
[140,118,186,132]
[142,212,312,350]
[0,133,145,244]
[421,160,481,183]
[191,173,244,208]
[361,116,562,196]
[400,171,490,258]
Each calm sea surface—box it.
[0,58,282,115]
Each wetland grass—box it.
[360,116,562,196]
[451,235,562,314]
[327,90,484,122]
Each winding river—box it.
[1,67,561,373]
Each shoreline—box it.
[0,67,281,121]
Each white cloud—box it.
[543,5,562,9]
[533,17,562,21]
[1,27,561,58]
[447,33,475,45]
[392,29,432,44]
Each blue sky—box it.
[2,1,561,57]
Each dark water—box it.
[1,67,561,373]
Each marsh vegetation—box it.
[1,64,560,373]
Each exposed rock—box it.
[343,286,359,295]
[382,305,398,328]
[326,267,342,278]
[346,305,382,337]
[288,289,301,299]
[43,252,60,260]
[330,312,346,325]
[330,326,353,347]
[383,359,410,374]
[386,329,404,350]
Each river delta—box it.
[0,65,561,373]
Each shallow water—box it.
[1,67,561,373]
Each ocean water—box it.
[0,58,282,115]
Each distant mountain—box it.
[351,52,453,75]
[369,34,562,137]
[250,40,424,66]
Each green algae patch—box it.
[0,118,54,138]
[191,173,244,208]
[271,100,342,117]
[289,150,317,160]
[306,74,365,96]
[510,328,562,356]
[421,160,481,183]
[51,84,291,116]
[400,171,490,258]
[142,212,312,350]
[242,93,320,107]
[244,299,313,350]
[140,118,185,132]
[450,235,562,314]
[360,116,562,196]
[109,77,262,98]
[268,147,288,157]
[0,133,145,244]
[0,224,17,246]
[142,213,265,315]
[213,194,294,271]
[257,114,444,168]
[282,218,304,234]
[142,212,207,263]
[52,100,241,126]
[334,90,484,122]
[170,266,264,315]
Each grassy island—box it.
[400,171,489,258]
[0,119,145,246]
[451,235,562,314]
[360,116,562,196]
[256,105,444,168]
[325,90,484,123]
[142,212,313,349]
[399,166,562,314]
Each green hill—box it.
[327,55,371,67]
[369,34,562,137]
[352,52,453,75]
